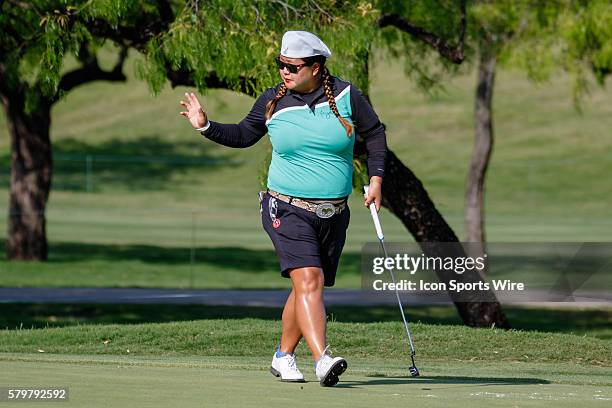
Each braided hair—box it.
[265,83,288,121]
[265,57,353,137]
[322,67,353,137]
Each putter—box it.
[364,185,420,377]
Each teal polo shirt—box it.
[265,86,354,198]
[201,76,387,197]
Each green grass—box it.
[1,240,609,290]
[0,240,364,288]
[1,304,611,340]
[0,319,610,366]
[1,356,610,407]
[1,318,611,407]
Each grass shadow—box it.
[0,303,612,342]
[1,303,610,341]
[44,241,356,274]
[0,304,461,330]
[336,375,548,388]
[0,136,240,191]
[48,242,283,271]
[0,240,361,276]
[0,238,353,271]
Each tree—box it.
[374,0,509,327]
[512,0,612,104]
[1,0,510,327]
[0,0,379,259]
[0,0,159,259]
[377,0,612,259]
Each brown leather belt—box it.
[263,189,347,219]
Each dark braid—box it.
[323,68,353,137]
[265,84,288,120]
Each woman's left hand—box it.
[364,176,383,212]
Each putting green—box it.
[1,354,610,407]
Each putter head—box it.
[409,354,419,377]
[409,365,420,377]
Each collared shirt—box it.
[286,85,327,112]
[202,76,387,198]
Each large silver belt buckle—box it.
[315,202,335,219]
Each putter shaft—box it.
[364,185,417,356]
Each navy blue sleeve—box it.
[201,88,276,148]
[350,85,387,178]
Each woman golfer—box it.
[179,31,387,387]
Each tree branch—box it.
[1,4,34,47]
[75,42,97,67]
[56,46,128,98]
[87,0,174,51]
[0,62,11,97]
[378,0,466,64]
[165,65,259,98]
[268,0,302,20]
[87,20,156,51]
[458,0,466,51]
[308,0,334,24]
[6,0,38,13]
[156,0,174,24]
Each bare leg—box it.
[289,266,326,361]
[279,289,302,353]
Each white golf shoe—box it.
[270,352,305,383]
[315,347,347,387]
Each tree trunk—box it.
[354,56,509,328]
[384,150,509,328]
[354,139,510,328]
[1,92,52,260]
[465,51,496,246]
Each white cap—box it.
[280,31,332,59]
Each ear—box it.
[312,63,321,77]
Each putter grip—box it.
[364,185,384,240]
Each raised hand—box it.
[179,92,208,129]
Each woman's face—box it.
[278,55,321,92]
